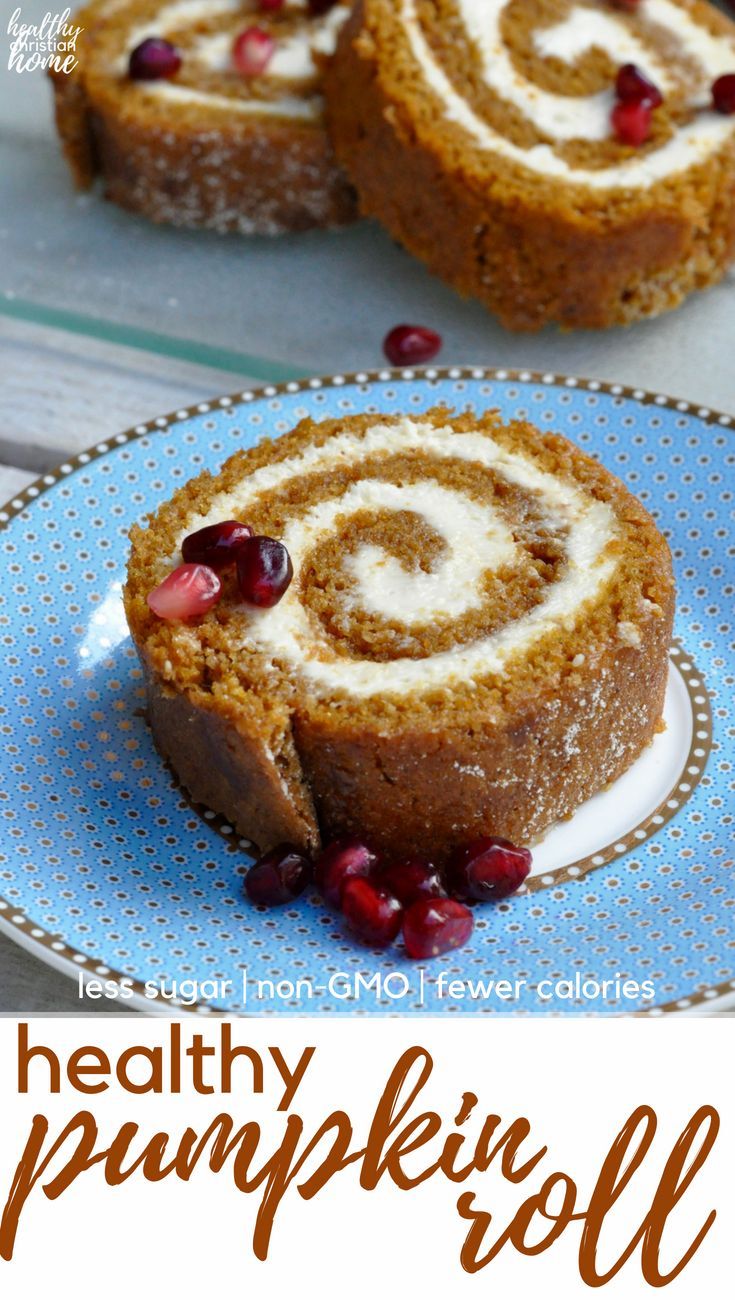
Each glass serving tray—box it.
[2,0,735,401]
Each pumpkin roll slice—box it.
[124,409,675,861]
[50,0,355,234]
[325,0,735,329]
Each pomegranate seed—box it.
[712,74,735,115]
[615,63,662,108]
[383,324,442,367]
[447,836,532,903]
[380,858,447,907]
[403,898,474,960]
[611,99,652,146]
[181,519,252,569]
[129,38,181,81]
[259,0,284,10]
[147,563,221,620]
[233,26,276,76]
[245,843,312,906]
[314,839,380,907]
[236,535,293,607]
[342,878,403,947]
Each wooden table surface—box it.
[0,314,260,1012]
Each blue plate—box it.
[0,368,732,1016]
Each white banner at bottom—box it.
[0,1017,731,1298]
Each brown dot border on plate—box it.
[0,366,731,1018]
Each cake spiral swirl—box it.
[173,416,619,696]
[325,0,735,328]
[401,0,735,188]
[126,408,675,861]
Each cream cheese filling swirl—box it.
[401,0,735,189]
[172,418,621,699]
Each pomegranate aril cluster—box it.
[608,55,735,143]
[245,833,532,960]
[147,518,294,620]
[611,63,662,146]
